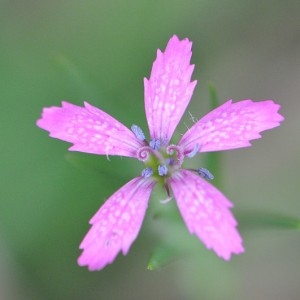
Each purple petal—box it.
[179,99,284,153]
[170,170,244,260]
[78,177,154,271]
[37,101,143,157]
[144,35,197,143]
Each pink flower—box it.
[37,35,284,271]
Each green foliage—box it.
[238,211,300,231]
[147,244,183,270]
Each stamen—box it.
[158,164,168,176]
[186,144,200,158]
[141,167,153,178]
[131,124,146,141]
[149,139,161,150]
[197,168,214,180]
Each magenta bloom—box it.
[37,35,283,271]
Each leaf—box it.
[147,244,186,270]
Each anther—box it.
[165,158,175,166]
[149,139,161,150]
[158,165,168,176]
[131,124,146,141]
[197,168,214,180]
[141,168,153,178]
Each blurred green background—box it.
[1,0,299,299]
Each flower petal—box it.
[179,99,284,153]
[170,170,244,260]
[78,177,154,271]
[37,101,143,157]
[144,35,197,143]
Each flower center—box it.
[136,142,184,184]
[131,124,214,186]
